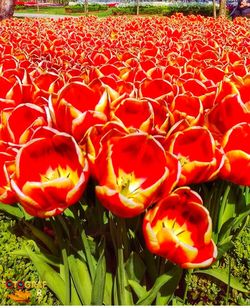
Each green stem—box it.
[245,186,249,205]
[225,257,231,305]
[116,217,126,305]
[81,228,96,282]
[111,216,132,305]
[183,269,193,305]
[71,205,96,283]
[117,245,126,305]
[158,258,166,275]
[109,213,117,253]
[119,217,130,260]
[57,215,70,239]
[61,246,70,305]
[212,181,225,220]
[52,216,71,305]
[217,183,231,234]
[206,182,220,233]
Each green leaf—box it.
[113,275,119,306]
[231,205,250,232]
[9,249,28,257]
[68,254,92,305]
[125,251,146,283]
[136,265,182,305]
[218,199,236,233]
[217,184,232,234]
[172,296,185,306]
[217,239,234,259]
[116,247,134,305]
[142,250,158,283]
[244,186,249,204]
[156,266,183,305]
[61,247,70,305]
[103,272,113,306]
[218,217,235,242]
[70,277,82,305]
[38,252,60,267]
[75,257,93,304]
[128,279,147,299]
[21,206,34,220]
[57,215,70,239]
[195,268,249,293]
[0,202,24,219]
[63,207,75,219]
[25,247,66,304]
[81,229,96,282]
[24,221,57,255]
[91,249,106,305]
[218,205,250,243]
[10,249,60,267]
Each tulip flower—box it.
[32,72,64,101]
[181,78,208,97]
[205,94,250,141]
[139,78,175,101]
[94,133,180,218]
[49,81,108,142]
[5,68,35,105]
[0,142,17,204]
[86,122,129,178]
[0,75,22,106]
[220,122,250,186]
[0,103,52,144]
[110,98,154,133]
[167,126,224,186]
[169,93,204,127]
[143,187,217,268]
[148,98,170,135]
[11,132,89,218]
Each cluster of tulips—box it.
[0,14,249,270]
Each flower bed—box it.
[0,14,249,305]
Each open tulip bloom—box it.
[143,187,217,268]
[94,132,180,218]
[10,130,89,217]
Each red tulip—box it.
[139,78,175,101]
[0,75,22,106]
[205,94,250,141]
[0,103,52,144]
[169,93,204,127]
[167,126,224,186]
[94,133,180,218]
[50,81,108,142]
[0,142,17,204]
[110,98,154,133]
[86,121,129,178]
[220,122,250,186]
[143,187,217,268]
[11,132,89,217]
[33,72,64,101]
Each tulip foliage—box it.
[0,14,249,305]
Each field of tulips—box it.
[0,14,249,305]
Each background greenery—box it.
[14,3,222,17]
[112,3,219,16]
